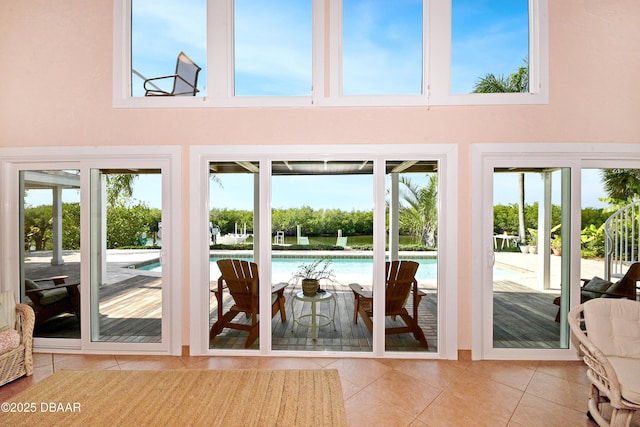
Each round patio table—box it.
[291,290,336,340]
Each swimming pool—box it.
[138,255,515,283]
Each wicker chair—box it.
[0,291,35,386]
[569,299,640,426]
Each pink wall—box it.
[1,0,639,351]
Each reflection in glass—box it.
[234,0,312,96]
[271,160,374,352]
[451,0,529,94]
[208,162,257,349]
[385,161,438,352]
[342,0,423,95]
[492,168,570,349]
[131,0,207,96]
[89,170,163,343]
[21,170,81,339]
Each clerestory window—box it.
[114,0,548,107]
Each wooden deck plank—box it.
[32,270,563,352]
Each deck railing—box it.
[604,200,640,279]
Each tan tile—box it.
[345,389,416,427]
[362,370,441,417]
[535,360,591,387]
[510,393,596,427]
[525,370,590,413]
[409,418,430,427]
[383,359,469,390]
[325,358,393,389]
[32,352,53,368]
[254,357,325,370]
[339,376,361,401]
[417,373,523,427]
[184,355,259,370]
[115,355,186,370]
[464,360,536,391]
[53,354,119,371]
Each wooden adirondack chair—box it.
[209,259,287,348]
[349,260,428,349]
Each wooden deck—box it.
[209,281,437,353]
[29,266,563,352]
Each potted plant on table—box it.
[291,258,335,296]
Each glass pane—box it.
[208,162,257,350]
[451,0,529,94]
[234,0,312,96]
[342,0,423,95]
[492,167,570,348]
[90,170,163,343]
[21,170,81,339]
[583,168,640,297]
[131,0,207,96]
[385,161,438,352]
[271,160,373,352]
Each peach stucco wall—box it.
[1,0,639,351]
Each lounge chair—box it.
[569,299,640,426]
[554,262,640,322]
[0,290,35,386]
[336,236,348,248]
[143,51,201,96]
[209,259,287,348]
[298,236,309,245]
[24,276,80,326]
[349,260,428,349]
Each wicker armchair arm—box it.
[568,304,624,407]
[14,304,35,376]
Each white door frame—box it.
[189,144,459,359]
[472,143,640,360]
[0,146,182,355]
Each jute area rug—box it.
[3,369,347,426]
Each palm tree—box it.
[472,60,529,94]
[399,174,438,247]
[105,174,137,207]
[474,60,529,242]
[600,169,640,203]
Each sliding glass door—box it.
[491,167,572,350]
[194,147,455,358]
[89,168,164,344]
[20,169,81,339]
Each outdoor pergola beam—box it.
[391,160,418,173]
[235,161,259,173]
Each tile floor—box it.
[2,352,636,426]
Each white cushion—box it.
[584,298,640,357]
[0,291,17,330]
[609,357,640,405]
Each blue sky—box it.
[24,3,612,211]
[23,168,609,211]
[131,0,530,96]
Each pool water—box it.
[139,255,516,283]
